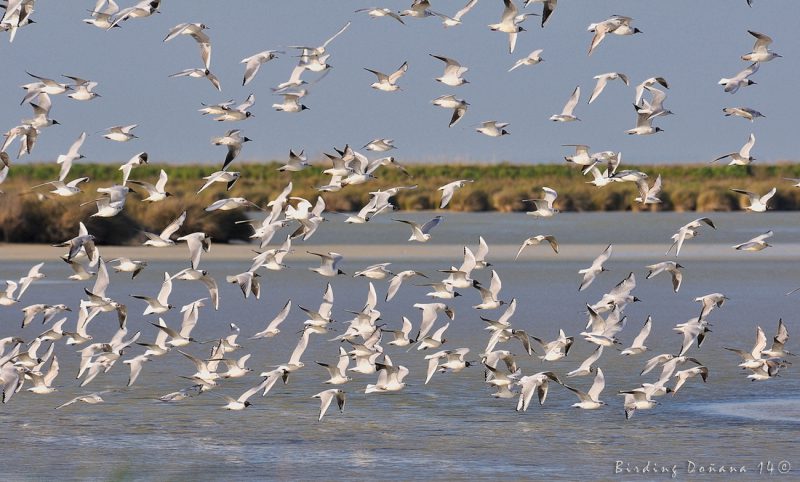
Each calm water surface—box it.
[1,212,798,480]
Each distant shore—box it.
[1,162,798,245]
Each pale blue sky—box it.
[0,1,797,165]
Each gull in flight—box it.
[550,86,580,122]
[723,107,765,122]
[438,179,473,208]
[31,177,90,198]
[386,270,427,302]
[712,133,756,165]
[393,216,443,242]
[365,61,408,92]
[488,0,533,54]
[565,367,606,409]
[434,0,478,27]
[119,152,148,186]
[308,251,346,277]
[55,132,87,181]
[587,15,642,56]
[251,300,292,339]
[635,174,662,204]
[588,72,629,104]
[530,329,574,361]
[109,257,147,279]
[620,316,653,356]
[103,124,138,142]
[313,389,346,421]
[430,54,469,86]
[645,262,683,292]
[762,319,793,358]
[672,366,708,395]
[476,121,510,137]
[733,230,773,251]
[515,235,558,259]
[143,210,186,247]
[634,77,668,105]
[364,138,395,152]
[578,244,612,291]
[508,49,543,72]
[240,50,282,86]
[666,217,716,257]
[128,169,171,202]
[84,0,120,29]
[355,7,405,24]
[730,187,775,212]
[472,270,505,310]
[741,30,780,62]
[515,371,562,411]
[522,0,557,27]
[719,62,758,94]
[432,94,469,127]
[131,272,174,315]
[212,130,251,170]
[524,187,558,217]
[566,346,603,378]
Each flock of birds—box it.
[0,0,795,422]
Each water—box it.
[1,212,798,480]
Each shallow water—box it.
[0,212,798,480]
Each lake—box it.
[0,212,797,480]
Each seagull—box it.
[626,111,663,135]
[476,121,510,137]
[723,107,765,122]
[354,263,394,280]
[84,0,120,29]
[16,262,45,298]
[272,91,309,112]
[55,132,87,181]
[65,76,100,101]
[222,383,263,411]
[241,50,282,86]
[386,270,426,302]
[719,62,759,94]
[131,272,173,315]
[128,169,171,202]
[365,356,409,393]
[432,94,469,127]
[119,152,148,185]
[508,49,543,72]
[316,347,351,385]
[515,235,558,259]
[587,15,641,56]
[472,270,504,310]
[278,149,310,172]
[212,130,251,170]
[364,138,396,152]
[177,232,212,270]
[713,133,756,165]
[620,316,653,356]
[434,0,478,27]
[565,367,606,409]
[430,54,469,86]
[530,329,574,361]
[588,72,629,104]
[725,326,769,370]
[213,93,255,121]
[400,0,439,18]
[524,186,559,217]
[695,293,728,319]
[524,0,557,27]
[438,179,473,208]
[169,68,221,91]
[365,61,408,92]
[313,389,346,421]
[26,355,60,394]
[578,244,612,291]
[424,348,472,384]
[226,271,261,299]
[733,230,773,251]
[205,197,261,212]
[308,251,346,277]
[488,0,530,54]
[515,371,562,411]
[55,391,109,410]
[730,187,775,212]
[762,319,793,358]
[394,216,443,242]
[666,217,716,257]
[143,210,186,247]
[635,174,662,204]
[672,366,708,395]
[355,7,405,24]
[103,124,138,142]
[413,302,455,341]
[384,317,415,347]
[741,30,780,62]
[566,346,603,377]
[550,86,580,122]
[645,262,683,292]
[107,0,161,29]
[621,390,657,419]
[197,170,240,194]
[634,76,669,105]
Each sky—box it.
[0,1,797,166]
